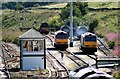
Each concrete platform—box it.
[0,57,4,68]
[66,47,81,53]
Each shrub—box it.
[12,37,20,46]
[112,70,120,79]
[108,41,115,49]
[96,33,104,38]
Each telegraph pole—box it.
[70,0,73,47]
[20,16,23,28]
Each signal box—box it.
[19,28,46,70]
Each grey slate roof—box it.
[19,28,45,39]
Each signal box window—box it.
[23,40,44,52]
[23,41,32,51]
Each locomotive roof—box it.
[19,28,45,39]
[71,67,113,79]
[87,73,113,79]
[55,30,68,35]
[81,32,96,37]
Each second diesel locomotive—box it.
[39,22,49,35]
[80,32,97,54]
[54,30,69,50]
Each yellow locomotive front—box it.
[81,32,97,54]
[54,30,68,50]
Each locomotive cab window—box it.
[23,41,32,51]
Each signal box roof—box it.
[19,28,45,39]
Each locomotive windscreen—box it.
[85,36,96,42]
[56,34,68,39]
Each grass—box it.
[1,2,119,45]
[1,7,61,44]
[88,2,119,8]
[40,3,67,8]
[2,9,60,28]
[86,10,119,35]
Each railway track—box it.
[46,51,69,78]
[59,51,89,67]
[1,42,20,70]
[97,38,113,56]
[46,34,115,77]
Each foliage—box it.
[107,41,115,49]
[60,2,88,20]
[2,2,54,9]
[88,19,98,33]
[63,16,83,27]
[15,2,24,11]
[2,9,60,28]
[88,2,119,8]
[2,2,119,47]
[2,36,20,46]
[96,33,104,38]
[12,37,20,46]
[59,2,88,27]
[88,10,118,37]
[41,3,67,9]
[60,5,70,21]
[48,15,62,28]
[73,2,88,16]
[112,70,120,79]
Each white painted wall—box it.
[22,56,44,70]
[22,50,44,55]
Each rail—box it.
[47,51,69,78]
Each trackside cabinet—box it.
[19,28,46,71]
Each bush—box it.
[112,71,120,79]
[108,41,115,49]
[12,37,20,46]
[2,35,20,46]
[96,33,104,38]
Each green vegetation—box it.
[86,10,118,35]
[59,2,89,27]
[107,41,115,49]
[2,2,55,9]
[1,2,119,78]
[2,3,65,44]
[2,8,61,45]
[2,9,60,28]
[1,2,119,46]
[88,2,119,8]
[112,70,120,79]
[88,19,98,33]
[40,3,67,9]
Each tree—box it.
[59,2,88,27]
[63,16,83,27]
[89,19,98,33]
[48,15,62,29]
[74,2,88,16]
[15,2,24,11]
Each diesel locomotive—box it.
[80,32,97,54]
[39,22,49,35]
[54,30,69,50]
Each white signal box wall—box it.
[19,28,46,71]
